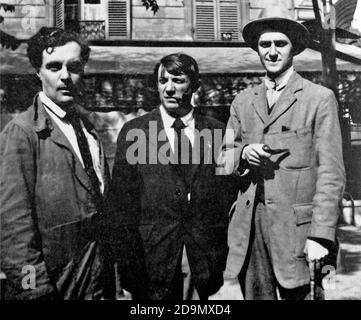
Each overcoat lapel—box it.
[252,84,269,124]
[33,97,93,194]
[265,72,304,129]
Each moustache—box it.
[57,86,74,92]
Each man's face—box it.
[157,65,194,117]
[257,32,294,78]
[38,41,84,108]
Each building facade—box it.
[1,0,315,41]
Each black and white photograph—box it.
[1,0,361,306]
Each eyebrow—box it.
[45,61,62,69]
[45,60,83,69]
[259,40,289,45]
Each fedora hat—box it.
[242,5,310,55]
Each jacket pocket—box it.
[278,126,313,170]
[293,204,313,259]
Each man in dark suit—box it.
[215,7,345,300]
[0,27,113,299]
[109,53,233,300]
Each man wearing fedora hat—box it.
[215,6,345,300]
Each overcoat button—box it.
[246,200,250,206]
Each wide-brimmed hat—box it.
[242,6,310,55]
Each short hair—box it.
[154,53,200,90]
[27,27,91,71]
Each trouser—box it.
[239,200,324,300]
[163,246,206,301]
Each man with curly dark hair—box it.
[0,27,114,300]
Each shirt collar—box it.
[39,91,67,119]
[265,66,294,91]
[159,104,194,129]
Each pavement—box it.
[325,224,361,300]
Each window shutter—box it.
[194,0,241,41]
[55,0,65,29]
[107,0,129,39]
[194,0,217,41]
[219,0,240,41]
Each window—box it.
[107,0,130,39]
[54,0,130,40]
[55,0,64,29]
[194,0,242,41]
[55,0,79,31]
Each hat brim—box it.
[243,18,310,55]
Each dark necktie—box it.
[172,118,192,176]
[66,112,103,210]
[266,78,277,114]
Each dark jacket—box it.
[0,95,114,300]
[109,107,236,300]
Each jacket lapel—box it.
[187,112,208,183]
[146,107,173,164]
[252,84,269,124]
[265,72,303,129]
[33,98,93,194]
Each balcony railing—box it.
[79,20,106,41]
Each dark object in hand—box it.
[262,144,290,155]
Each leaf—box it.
[0,30,22,50]
[0,4,15,12]
[141,0,159,14]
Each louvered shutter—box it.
[194,0,217,41]
[219,0,240,41]
[55,0,65,29]
[194,0,241,41]
[107,0,130,39]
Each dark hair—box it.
[27,27,91,71]
[154,53,200,90]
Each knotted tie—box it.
[265,78,277,114]
[172,117,192,173]
[66,111,103,210]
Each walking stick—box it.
[309,260,316,300]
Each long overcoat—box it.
[0,95,113,299]
[218,72,345,288]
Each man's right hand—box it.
[242,144,271,167]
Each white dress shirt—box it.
[264,66,295,108]
[39,92,104,193]
[159,104,195,151]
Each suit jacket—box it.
[108,107,235,300]
[218,72,346,288]
[0,94,114,299]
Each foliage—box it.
[0,3,21,49]
[0,3,15,23]
[141,0,159,14]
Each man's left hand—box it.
[304,239,329,262]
